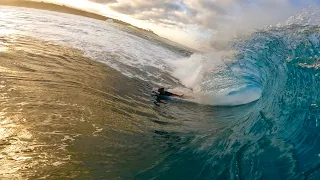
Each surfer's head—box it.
[159,88,165,94]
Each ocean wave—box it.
[1,5,320,179]
[167,8,320,107]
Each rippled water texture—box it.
[0,37,250,179]
[1,6,320,180]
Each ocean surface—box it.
[1,6,320,180]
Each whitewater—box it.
[0,6,262,106]
[0,5,320,180]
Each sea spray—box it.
[167,50,262,105]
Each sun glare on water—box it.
[0,11,15,35]
[0,44,8,52]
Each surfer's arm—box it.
[170,93,184,97]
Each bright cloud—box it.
[88,0,311,29]
[47,0,318,50]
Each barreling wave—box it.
[169,8,320,107]
[1,5,320,179]
[161,9,320,179]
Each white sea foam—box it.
[0,7,182,80]
[167,51,262,105]
[0,6,262,106]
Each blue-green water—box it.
[0,6,320,180]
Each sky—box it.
[41,0,319,50]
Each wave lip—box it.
[168,50,263,106]
[193,85,262,106]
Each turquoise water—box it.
[0,6,320,180]
[142,25,320,179]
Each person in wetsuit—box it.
[153,88,183,97]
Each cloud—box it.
[102,0,303,29]
[107,0,190,26]
[90,0,315,47]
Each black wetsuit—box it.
[160,91,173,96]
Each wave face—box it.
[156,9,320,179]
[220,24,320,179]
[1,6,320,180]
[169,11,320,106]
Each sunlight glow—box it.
[39,0,202,50]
